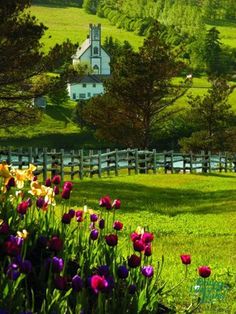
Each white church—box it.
[67,24,111,101]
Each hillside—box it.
[30,5,144,51]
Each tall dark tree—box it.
[204,27,222,75]
[0,0,76,127]
[77,23,190,148]
[179,78,236,152]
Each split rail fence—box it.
[0,147,236,181]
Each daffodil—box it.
[17,229,29,239]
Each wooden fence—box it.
[0,147,236,181]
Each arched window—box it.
[94,47,99,55]
[93,64,99,74]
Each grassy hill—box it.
[2,4,236,149]
[30,5,144,51]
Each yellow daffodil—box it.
[17,229,29,239]
[135,226,144,235]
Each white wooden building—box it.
[67,24,111,100]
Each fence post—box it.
[115,149,118,176]
[18,147,23,169]
[153,149,157,174]
[170,151,174,174]
[190,151,193,173]
[127,148,131,175]
[208,151,211,173]
[134,149,138,174]
[43,147,48,182]
[79,149,84,180]
[225,152,228,172]
[106,148,110,176]
[89,150,93,178]
[70,150,75,180]
[163,151,167,173]
[183,154,186,174]
[7,147,12,165]
[201,150,207,173]
[28,147,33,165]
[98,150,102,178]
[60,149,65,182]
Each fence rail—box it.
[0,147,236,181]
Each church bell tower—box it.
[89,24,101,74]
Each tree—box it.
[179,78,236,152]
[76,22,190,148]
[204,27,222,75]
[0,0,76,127]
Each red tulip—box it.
[198,266,211,278]
[180,255,191,265]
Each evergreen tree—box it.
[0,0,76,127]
[204,27,222,75]
[77,22,190,148]
[179,78,235,152]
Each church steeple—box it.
[89,24,101,74]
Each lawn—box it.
[66,172,236,312]
[30,5,144,51]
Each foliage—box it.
[76,22,191,148]
[0,0,77,128]
[0,164,214,313]
[179,78,236,152]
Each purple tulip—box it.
[52,257,64,273]
[90,214,98,222]
[6,263,20,280]
[90,229,99,241]
[141,266,154,278]
[20,260,32,274]
[45,178,51,187]
[97,265,109,276]
[99,219,105,229]
[54,275,67,290]
[117,265,129,279]
[61,213,71,224]
[72,275,83,292]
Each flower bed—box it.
[0,163,213,313]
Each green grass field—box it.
[63,172,236,312]
[30,5,144,51]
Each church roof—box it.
[72,38,90,59]
[69,74,111,85]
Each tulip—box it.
[128,254,141,268]
[97,265,109,276]
[90,214,98,222]
[61,213,71,224]
[141,266,154,278]
[112,199,121,209]
[20,260,32,274]
[128,284,137,294]
[117,265,129,279]
[113,221,123,231]
[17,201,29,215]
[61,188,71,200]
[72,275,83,292]
[198,266,211,278]
[63,181,73,191]
[54,275,67,290]
[142,232,154,243]
[144,244,152,257]
[48,236,63,252]
[105,234,118,247]
[68,209,75,218]
[36,197,45,209]
[51,257,64,273]
[99,196,112,210]
[6,263,20,280]
[45,178,51,187]
[99,219,105,229]
[133,240,145,252]
[53,186,60,195]
[52,175,61,185]
[180,255,191,265]
[0,222,9,235]
[90,275,108,293]
[90,229,99,241]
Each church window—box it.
[88,92,91,97]
[94,47,99,55]
[79,93,86,99]
[93,83,96,87]
[72,93,76,100]
[93,65,99,74]
[82,83,86,88]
